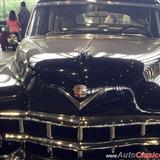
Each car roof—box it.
[37,0,160,5]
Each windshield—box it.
[27,3,160,37]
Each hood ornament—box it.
[73,84,87,98]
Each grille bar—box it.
[46,124,54,158]
[78,127,83,158]
[141,124,146,136]
[0,110,160,128]
[110,126,115,140]
[19,120,24,133]
[4,134,160,151]
[1,110,160,159]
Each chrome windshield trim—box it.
[5,133,160,151]
[36,1,159,9]
[1,110,160,128]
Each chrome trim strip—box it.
[5,133,160,151]
[0,95,17,101]
[36,1,159,9]
[0,110,79,128]
[1,111,160,128]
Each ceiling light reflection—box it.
[0,112,20,116]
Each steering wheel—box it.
[117,25,153,37]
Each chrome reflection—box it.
[0,95,17,102]
[5,148,26,160]
[4,133,160,151]
[0,74,18,87]
[37,0,158,8]
[0,74,10,82]
[1,110,160,128]
[29,52,79,66]
[0,112,20,116]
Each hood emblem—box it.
[73,85,87,98]
[58,87,104,110]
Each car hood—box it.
[21,35,150,87]
[14,34,160,115]
[20,34,160,66]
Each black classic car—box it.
[1,0,160,159]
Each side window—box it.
[28,7,49,36]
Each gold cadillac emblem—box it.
[73,85,87,98]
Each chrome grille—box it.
[0,110,160,159]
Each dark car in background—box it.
[0,0,160,159]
